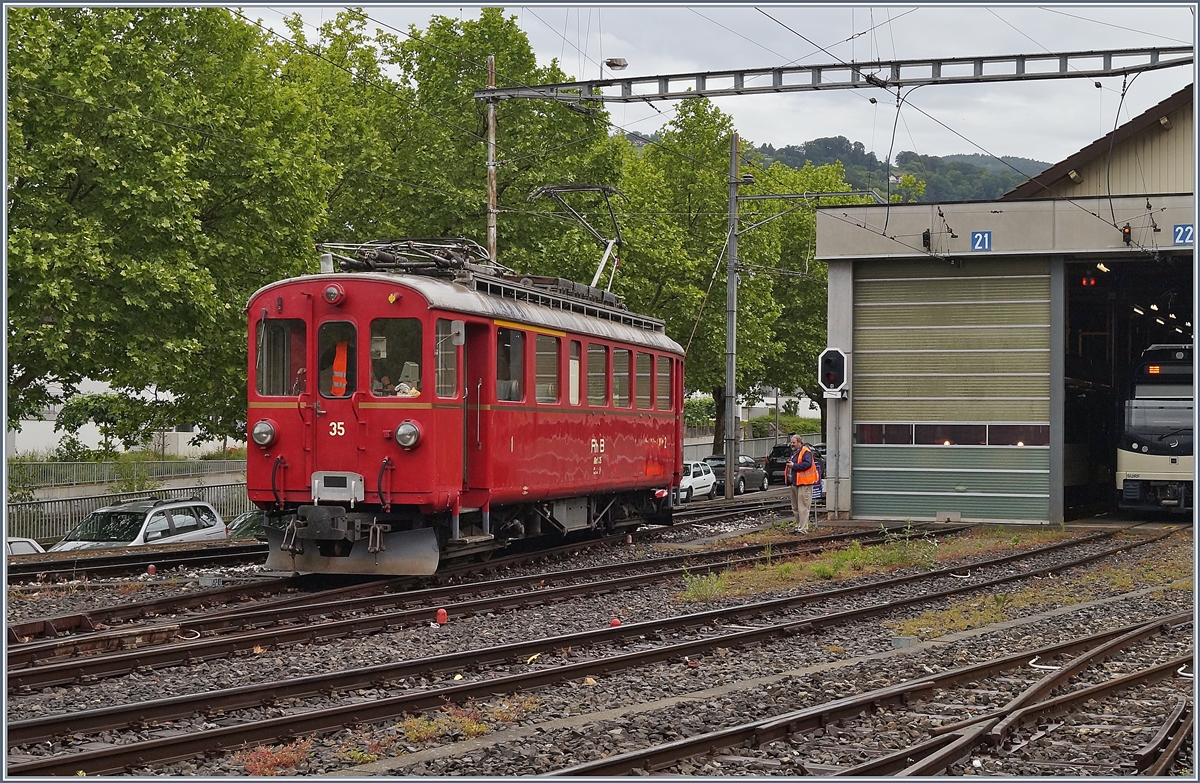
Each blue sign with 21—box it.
[970,231,992,251]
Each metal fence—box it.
[7,483,255,543]
[7,460,246,489]
[682,434,820,463]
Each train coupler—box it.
[280,519,304,554]
[367,522,392,554]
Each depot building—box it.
[816,84,1194,525]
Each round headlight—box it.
[251,419,277,447]
[1130,442,1138,450]
[395,421,420,448]
[323,284,345,305]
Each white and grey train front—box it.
[1116,344,1193,513]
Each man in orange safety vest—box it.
[784,434,820,534]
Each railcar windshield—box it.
[318,322,358,398]
[370,318,423,397]
[61,511,145,543]
[255,319,307,396]
[1124,399,1193,434]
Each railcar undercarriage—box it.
[262,490,672,575]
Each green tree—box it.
[890,173,926,203]
[750,160,866,436]
[616,98,781,453]
[378,8,620,269]
[7,8,331,438]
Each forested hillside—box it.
[757,137,1049,203]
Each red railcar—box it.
[246,240,684,574]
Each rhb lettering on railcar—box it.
[590,438,605,453]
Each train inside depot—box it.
[245,239,684,575]
[1065,255,1193,518]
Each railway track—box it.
[5,526,1172,775]
[546,612,1193,776]
[5,542,269,584]
[8,523,946,680]
[6,496,793,646]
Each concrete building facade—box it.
[815,85,1194,524]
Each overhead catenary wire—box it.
[751,4,1184,259]
[249,8,1179,267]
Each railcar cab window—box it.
[535,335,560,403]
[497,327,524,402]
[318,322,358,398]
[635,352,653,409]
[569,341,582,406]
[657,357,672,410]
[369,319,422,398]
[613,349,632,407]
[256,319,307,396]
[435,319,458,398]
[588,344,608,406]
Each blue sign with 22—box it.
[1173,224,1194,246]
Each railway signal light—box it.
[1121,224,1132,245]
[818,348,848,397]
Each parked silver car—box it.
[6,537,46,556]
[48,498,228,551]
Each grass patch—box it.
[333,728,405,765]
[678,570,731,602]
[673,526,1081,603]
[887,534,1194,639]
[398,703,491,744]
[487,694,541,724]
[234,737,313,776]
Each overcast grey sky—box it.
[254,4,1196,167]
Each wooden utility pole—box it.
[486,55,498,263]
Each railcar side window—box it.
[635,352,652,409]
[569,341,581,406]
[369,319,422,398]
[435,319,458,398]
[497,328,524,402]
[656,356,672,410]
[255,319,307,396]
[588,344,608,406]
[318,322,358,398]
[535,335,560,403]
[613,349,632,408]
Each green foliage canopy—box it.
[8,8,330,437]
[8,8,866,447]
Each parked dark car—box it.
[767,442,827,484]
[704,454,769,495]
[766,445,792,484]
[227,509,297,542]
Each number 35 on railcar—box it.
[245,240,685,575]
